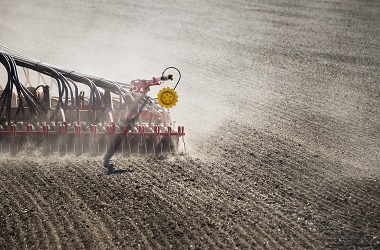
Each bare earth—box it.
[0,0,379,249]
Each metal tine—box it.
[178,126,185,153]
[182,126,186,153]
[97,137,100,154]
[140,125,146,155]
[26,124,32,146]
[137,133,140,154]
[126,127,131,154]
[153,126,157,156]
[175,139,180,153]
[124,126,131,155]
[121,138,124,155]
[168,126,172,154]
[157,126,163,155]
[144,136,148,155]
[137,126,141,155]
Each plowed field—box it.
[1,0,379,249]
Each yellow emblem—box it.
[157,88,178,108]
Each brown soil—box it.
[1,123,379,249]
[1,0,380,249]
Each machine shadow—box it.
[105,166,134,175]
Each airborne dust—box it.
[0,0,379,249]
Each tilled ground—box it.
[0,123,379,249]
[1,0,380,249]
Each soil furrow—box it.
[2,178,58,249]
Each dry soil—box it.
[0,0,379,249]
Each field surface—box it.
[0,0,379,249]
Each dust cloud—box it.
[0,0,379,248]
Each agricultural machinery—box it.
[0,45,185,166]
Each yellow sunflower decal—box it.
[157,88,178,108]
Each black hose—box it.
[162,67,181,90]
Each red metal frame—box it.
[0,122,185,137]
